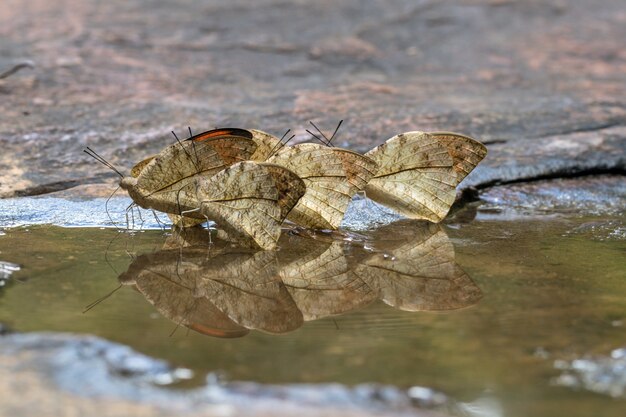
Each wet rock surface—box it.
[477,175,626,239]
[1,0,625,197]
[0,331,449,417]
[479,175,626,216]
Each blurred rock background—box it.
[0,0,624,197]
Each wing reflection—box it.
[354,221,482,311]
[278,240,377,321]
[118,222,481,338]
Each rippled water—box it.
[0,191,624,417]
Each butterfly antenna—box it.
[267,129,291,158]
[276,134,296,154]
[172,130,199,171]
[188,126,200,170]
[83,147,124,178]
[84,147,123,177]
[309,121,331,146]
[82,284,123,313]
[305,129,329,146]
[327,119,343,146]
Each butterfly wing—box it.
[430,131,487,185]
[364,132,457,222]
[119,249,249,338]
[130,156,155,178]
[268,144,377,229]
[355,223,482,311]
[136,130,257,195]
[259,163,307,220]
[249,129,282,161]
[128,130,257,220]
[196,161,301,250]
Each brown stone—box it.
[0,0,624,197]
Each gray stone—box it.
[0,331,448,417]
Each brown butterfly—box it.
[118,129,305,249]
[267,143,378,229]
[185,161,306,250]
[120,128,258,215]
[130,128,288,228]
[364,131,486,222]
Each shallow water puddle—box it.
[0,199,625,417]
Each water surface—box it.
[0,197,624,417]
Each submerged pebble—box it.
[0,260,20,288]
[0,331,452,416]
[552,347,626,398]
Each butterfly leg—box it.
[124,207,131,230]
[124,202,137,230]
[135,205,145,230]
[201,214,212,244]
[151,210,166,232]
[105,186,122,231]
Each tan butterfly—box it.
[429,131,488,185]
[121,128,258,215]
[241,121,380,230]
[267,143,378,229]
[364,131,485,222]
[117,129,305,249]
[128,128,286,228]
[163,161,305,250]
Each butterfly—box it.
[428,131,488,185]
[188,161,305,250]
[130,128,288,227]
[120,128,305,249]
[364,131,486,222]
[121,128,258,215]
[267,143,378,229]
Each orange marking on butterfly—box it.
[188,128,253,142]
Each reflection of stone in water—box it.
[355,221,482,311]
[553,347,626,398]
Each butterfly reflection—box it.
[118,221,482,338]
